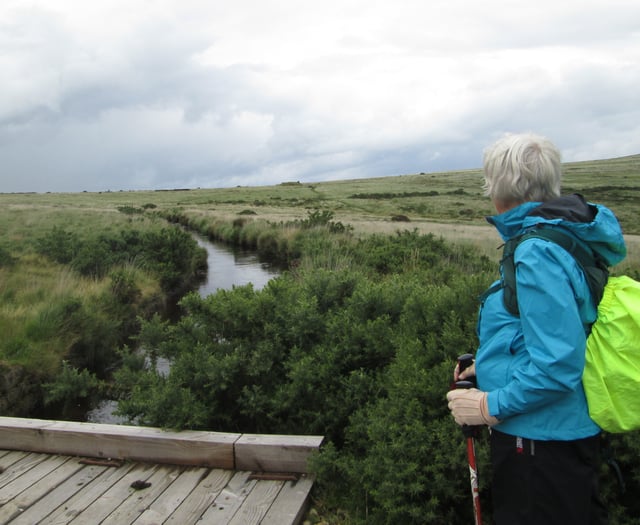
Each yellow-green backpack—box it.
[583,276,640,432]
[500,226,639,433]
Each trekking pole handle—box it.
[455,354,480,438]
[456,353,476,389]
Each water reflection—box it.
[194,236,279,296]
[86,399,129,425]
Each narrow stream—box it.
[192,236,280,296]
[86,237,279,424]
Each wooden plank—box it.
[260,475,316,525]
[100,464,182,525]
[234,434,323,473]
[0,450,316,525]
[227,479,284,525]
[0,417,238,469]
[40,462,136,525]
[0,419,321,524]
[0,454,69,505]
[8,463,108,525]
[67,463,157,524]
[0,455,81,523]
[0,450,33,488]
[199,471,257,523]
[131,466,208,525]
[164,468,233,524]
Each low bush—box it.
[114,225,640,524]
[113,228,495,523]
[43,361,103,409]
[0,245,16,267]
[34,225,206,293]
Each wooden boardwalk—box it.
[0,417,322,525]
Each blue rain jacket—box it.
[476,195,626,440]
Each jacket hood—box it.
[487,194,627,267]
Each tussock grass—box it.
[1,154,638,371]
[0,211,164,376]
[2,154,638,231]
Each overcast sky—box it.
[1,0,639,193]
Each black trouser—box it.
[490,429,608,525]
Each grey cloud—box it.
[1,2,639,194]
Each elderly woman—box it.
[446,133,626,524]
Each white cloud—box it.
[1,0,639,192]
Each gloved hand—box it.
[446,388,499,427]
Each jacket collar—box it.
[486,201,540,241]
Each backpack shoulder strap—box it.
[501,226,609,316]
[500,235,521,315]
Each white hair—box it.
[482,133,562,205]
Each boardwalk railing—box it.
[0,417,323,473]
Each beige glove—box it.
[446,388,499,427]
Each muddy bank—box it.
[0,363,43,417]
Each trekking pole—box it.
[455,353,482,525]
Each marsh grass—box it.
[6,155,636,268]
[0,262,161,377]
[1,264,84,372]
[2,155,636,274]
[3,154,637,230]
[0,208,166,375]
[1,155,638,371]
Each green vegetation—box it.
[113,229,498,524]
[2,154,638,233]
[0,207,206,416]
[112,219,640,524]
[0,154,638,523]
[3,154,637,269]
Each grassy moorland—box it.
[2,153,639,263]
[1,154,639,524]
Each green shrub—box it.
[256,229,280,261]
[109,269,141,304]
[117,205,144,215]
[113,225,640,524]
[35,224,206,293]
[113,229,498,522]
[43,361,103,407]
[34,226,78,264]
[71,238,115,278]
[0,245,15,267]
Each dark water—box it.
[193,236,280,297]
[86,237,279,424]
